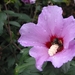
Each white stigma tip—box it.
[48,44,59,56]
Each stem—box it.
[12,42,21,51]
[4,4,12,41]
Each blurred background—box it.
[0,0,75,75]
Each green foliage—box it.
[52,0,71,5]
[9,21,20,27]
[4,0,19,4]
[0,12,7,35]
[0,0,75,75]
[15,48,41,75]
[60,61,71,74]
[4,10,32,22]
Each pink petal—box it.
[37,5,63,37]
[18,23,49,47]
[29,46,49,71]
[61,16,75,49]
[47,40,75,68]
[30,0,36,3]
[21,0,36,4]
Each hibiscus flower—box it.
[21,0,36,4]
[18,5,75,71]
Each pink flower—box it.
[18,5,75,71]
[21,0,36,4]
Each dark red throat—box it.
[45,36,64,53]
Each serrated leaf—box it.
[9,21,20,27]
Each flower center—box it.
[48,44,59,56]
[45,36,63,56]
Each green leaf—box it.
[0,21,4,35]
[0,12,7,21]
[36,5,41,11]
[17,13,32,22]
[66,66,75,75]
[4,10,19,17]
[15,57,40,75]
[52,0,71,5]
[43,62,59,75]
[9,21,20,27]
[4,10,32,22]
[25,57,35,63]
[19,48,30,65]
[70,60,75,66]
[7,56,15,68]
[52,0,64,2]
[15,57,35,75]
[20,70,40,75]
[14,47,40,75]
[60,61,71,73]
[0,12,7,35]
[4,10,16,16]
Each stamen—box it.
[48,44,59,56]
